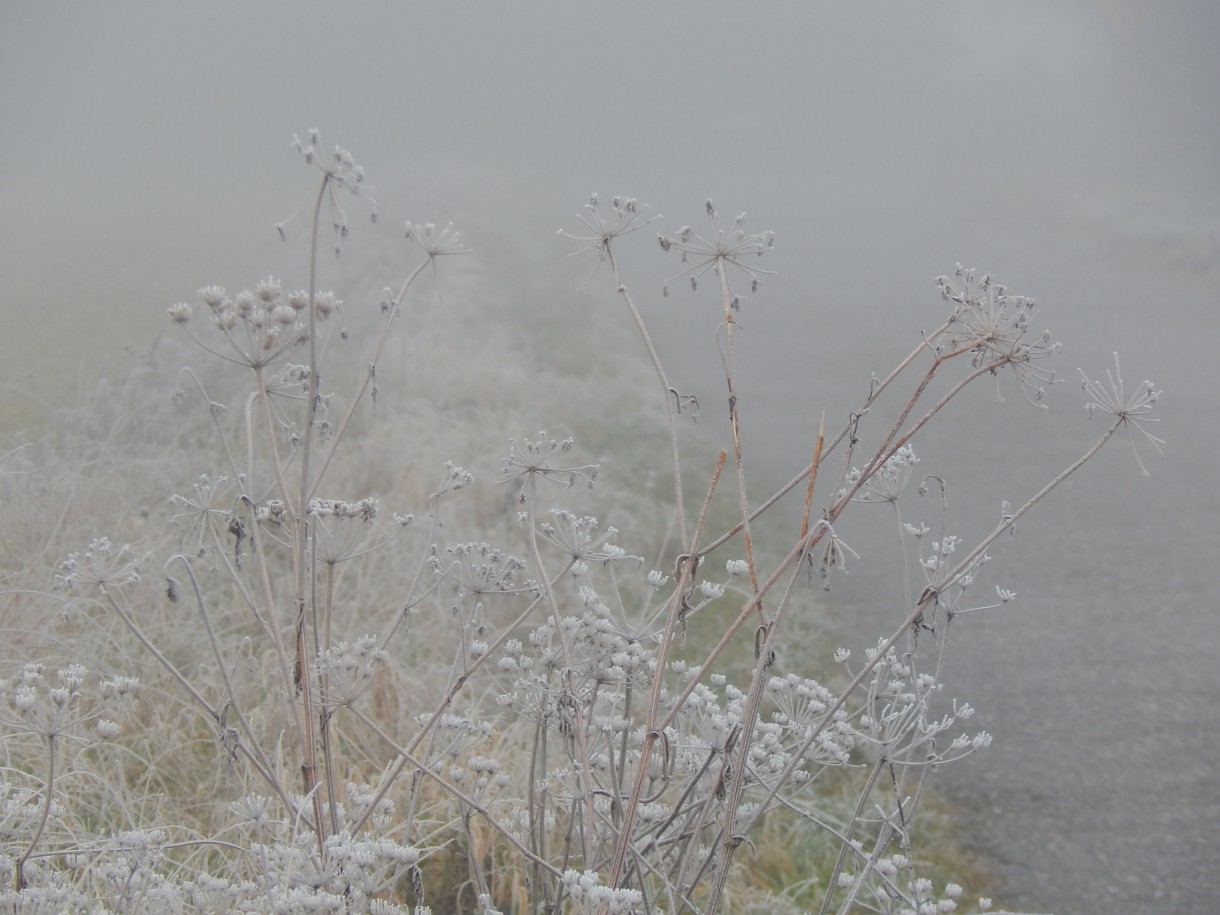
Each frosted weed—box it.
[2,132,1160,914]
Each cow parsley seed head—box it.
[256,276,282,303]
[405,220,470,259]
[173,281,342,369]
[560,193,659,285]
[1080,352,1164,476]
[659,200,776,301]
[280,130,377,254]
[57,538,141,591]
[11,685,37,712]
[536,510,636,563]
[234,289,257,317]
[429,461,474,504]
[435,542,526,596]
[934,264,1061,405]
[313,290,340,318]
[502,433,599,489]
[316,635,389,707]
[167,301,192,323]
[0,664,135,741]
[847,444,920,503]
[198,285,227,309]
[725,558,749,577]
[271,303,297,325]
[308,497,378,522]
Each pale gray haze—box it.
[3,3,1218,913]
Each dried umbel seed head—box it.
[282,130,377,253]
[405,220,471,259]
[171,277,344,369]
[198,285,227,309]
[559,193,659,285]
[658,199,776,303]
[256,277,282,303]
[56,537,141,590]
[932,265,1061,406]
[314,290,339,318]
[1080,352,1164,475]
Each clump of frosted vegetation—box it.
[0,131,1161,913]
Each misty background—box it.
[3,3,1218,913]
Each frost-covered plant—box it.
[2,133,1158,913]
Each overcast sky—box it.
[3,6,1219,909]
[2,0,1218,466]
[3,2,1217,409]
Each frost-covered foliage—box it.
[0,133,1159,913]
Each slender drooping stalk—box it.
[608,246,689,546]
[13,733,57,891]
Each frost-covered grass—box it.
[0,132,1159,914]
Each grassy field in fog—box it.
[0,135,1160,914]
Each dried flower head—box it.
[404,220,471,302]
[934,264,1061,406]
[845,444,920,503]
[559,193,659,285]
[405,220,470,260]
[501,433,599,490]
[171,282,341,370]
[659,200,775,302]
[536,510,638,564]
[1080,352,1164,475]
[56,537,141,591]
[277,129,377,255]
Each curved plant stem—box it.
[14,734,56,891]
